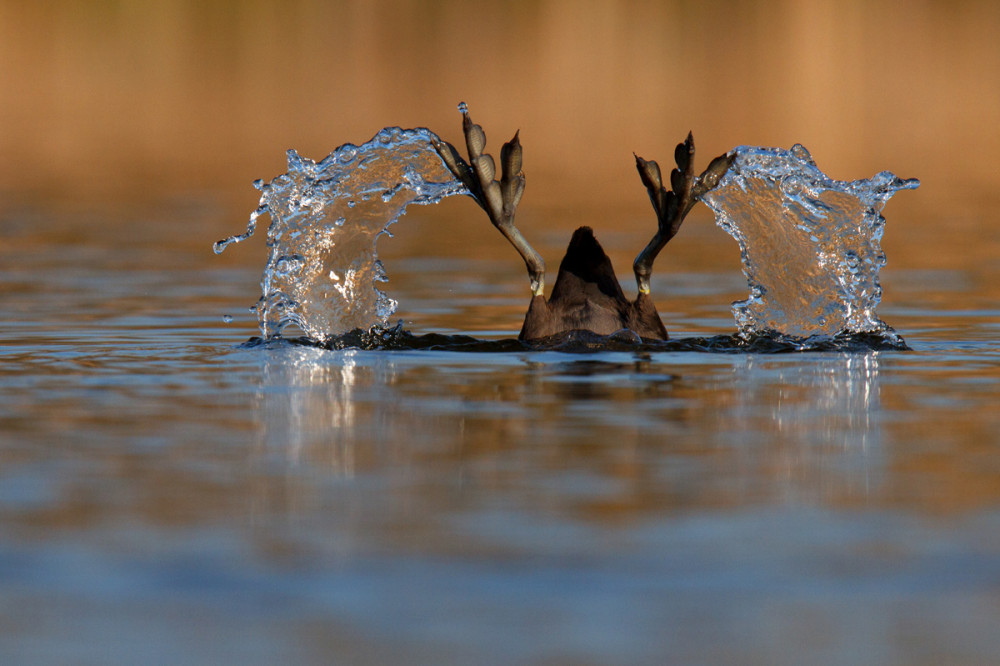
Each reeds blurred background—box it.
[1,1,997,259]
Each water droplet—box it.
[375,294,398,320]
[223,314,233,323]
[334,216,347,227]
[782,176,804,196]
[274,254,305,277]
[373,259,388,282]
[338,148,357,165]
[458,101,468,114]
[790,144,815,164]
[347,200,356,208]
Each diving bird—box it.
[431,107,733,341]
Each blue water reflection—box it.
[248,346,887,514]
[2,202,999,663]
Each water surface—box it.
[1,200,999,664]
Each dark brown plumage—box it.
[519,227,667,340]
[431,106,733,342]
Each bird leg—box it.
[633,134,734,294]
[431,106,546,296]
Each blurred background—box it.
[3,0,997,202]
[0,0,997,287]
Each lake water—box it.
[2,196,999,665]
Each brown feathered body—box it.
[519,226,668,341]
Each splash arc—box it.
[701,145,918,341]
[215,127,467,342]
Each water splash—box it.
[215,127,467,342]
[701,145,919,341]
[217,125,917,352]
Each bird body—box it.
[432,106,732,342]
[520,227,667,340]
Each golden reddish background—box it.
[2,1,995,202]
